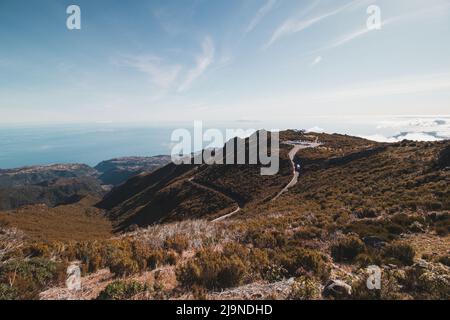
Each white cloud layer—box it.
[361,116,450,142]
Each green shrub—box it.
[262,264,288,283]
[0,258,66,299]
[331,235,366,263]
[289,276,321,300]
[0,283,18,300]
[97,280,147,300]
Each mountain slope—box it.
[3,131,449,301]
[98,131,296,230]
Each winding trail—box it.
[187,176,241,222]
[191,137,321,222]
[271,140,321,202]
[211,206,241,222]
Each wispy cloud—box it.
[311,55,322,66]
[178,37,215,92]
[114,37,215,95]
[319,1,450,52]
[320,22,387,51]
[264,0,359,49]
[117,55,182,90]
[245,0,278,33]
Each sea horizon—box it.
[1,115,449,169]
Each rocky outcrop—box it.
[322,279,352,299]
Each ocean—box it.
[1,116,449,169]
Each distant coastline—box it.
[1,116,449,169]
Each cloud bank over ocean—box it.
[360,116,450,142]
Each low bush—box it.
[294,226,323,240]
[331,235,366,263]
[438,255,450,267]
[402,262,450,299]
[353,208,378,219]
[97,280,147,300]
[262,264,288,283]
[0,258,66,299]
[245,229,287,249]
[0,283,18,300]
[108,254,140,278]
[382,242,415,266]
[272,247,330,280]
[176,246,248,290]
[289,276,321,300]
[164,235,189,254]
[344,213,427,242]
[22,243,52,258]
[147,250,164,269]
[351,269,407,300]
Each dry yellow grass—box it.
[0,196,112,242]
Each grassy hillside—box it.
[1,131,449,300]
[0,196,112,242]
[98,131,294,230]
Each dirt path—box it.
[187,176,241,222]
[271,141,321,201]
[192,138,321,221]
[211,206,241,222]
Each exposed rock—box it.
[409,221,425,233]
[323,279,352,299]
[363,236,386,248]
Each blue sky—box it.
[0,0,450,124]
